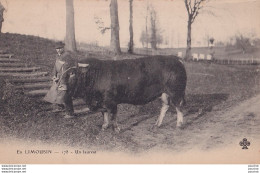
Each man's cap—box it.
[55,42,65,49]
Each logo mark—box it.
[240,138,250,149]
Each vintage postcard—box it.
[0,0,259,164]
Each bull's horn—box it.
[78,63,89,67]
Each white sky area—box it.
[1,0,260,48]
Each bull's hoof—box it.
[102,124,109,131]
[153,124,160,128]
[176,123,182,128]
[113,127,120,133]
[176,122,184,129]
[150,125,159,132]
[64,114,74,119]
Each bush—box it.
[226,34,256,54]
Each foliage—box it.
[94,16,111,35]
[225,34,257,54]
[209,37,215,44]
[235,35,253,54]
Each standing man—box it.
[44,42,76,118]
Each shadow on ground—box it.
[185,93,229,114]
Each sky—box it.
[1,0,260,48]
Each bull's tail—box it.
[181,97,186,106]
[178,96,186,107]
[179,91,186,107]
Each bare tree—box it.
[110,0,121,54]
[145,3,149,49]
[94,16,110,34]
[0,1,5,33]
[140,30,147,48]
[184,0,208,59]
[65,0,77,52]
[128,0,134,53]
[139,4,163,50]
[150,6,157,50]
[149,5,163,50]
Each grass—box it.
[132,46,260,60]
[0,33,260,152]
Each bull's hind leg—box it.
[168,93,185,128]
[110,105,120,133]
[173,98,185,128]
[111,112,120,133]
[155,93,169,127]
[176,106,184,127]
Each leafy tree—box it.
[235,35,253,54]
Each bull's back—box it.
[81,56,186,105]
[111,56,186,104]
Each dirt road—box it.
[116,92,260,153]
[1,93,259,164]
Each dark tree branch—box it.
[184,0,210,59]
[184,0,189,15]
[94,16,111,34]
[188,0,192,14]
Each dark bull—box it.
[64,56,187,132]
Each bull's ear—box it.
[78,63,89,67]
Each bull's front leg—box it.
[102,111,109,130]
[111,111,120,133]
[176,106,184,128]
[102,92,120,132]
[101,106,120,133]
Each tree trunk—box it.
[128,0,134,54]
[110,0,121,54]
[0,3,5,34]
[65,0,77,52]
[185,19,192,60]
[150,10,157,50]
